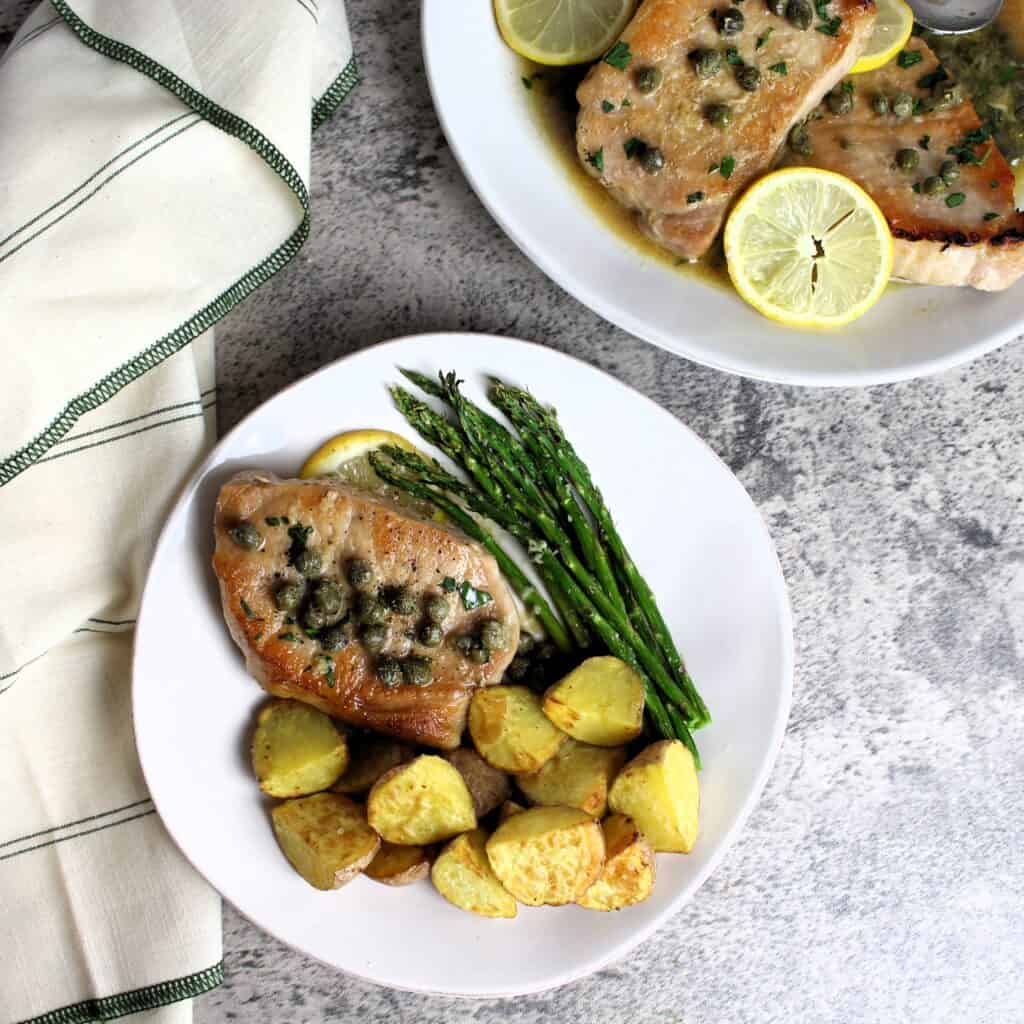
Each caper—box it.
[376,657,402,688]
[707,103,733,128]
[826,86,853,116]
[292,548,322,577]
[320,623,349,652]
[635,66,663,94]
[922,175,946,196]
[507,656,530,681]
[274,581,305,612]
[468,643,490,665]
[891,92,913,119]
[931,84,963,111]
[788,123,812,157]
[383,586,418,615]
[716,6,745,35]
[692,48,722,79]
[871,94,889,116]
[424,594,451,623]
[311,579,344,616]
[453,634,475,655]
[480,620,507,651]
[517,633,537,656]
[895,148,919,172]
[347,558,374,590]
[736,65,761,92]
[419,622,443,647]
[939,159,960,185]
[357,595,389,626]
[785,0,813,30]
[228,521,262,550]
[402,657,433,687]
[362,623,388,652]
[302,604,328,632]
[640,147,665,174]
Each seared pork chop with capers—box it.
[576,0,876,260]
[787,38,1024,291]
[213,472,519,750]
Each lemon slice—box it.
[724,168,893,329]
[850,0,914,74]
[494,0,636,66]
[300,429,441,519]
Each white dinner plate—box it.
[421,2,1023,386]
[134,333,793,996]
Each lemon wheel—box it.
[724,168,893,329]
[494,0,636,66]
[850,0,914,74]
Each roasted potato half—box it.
[516,739,627,818]
[542,657,645,747]
[365,842,432,886]
[444,748,512,818]
[432,829,517,919]
[578,814,656,911]
[486,805,605,906]
[252,699,348,798]
[367,755,476,845]
[332,734,414,795]
[469,685,566,774]
[271,792,380,890]
[608,740,700,853]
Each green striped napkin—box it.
[0,2,355,1021]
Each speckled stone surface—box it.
[4,2,1023,1021]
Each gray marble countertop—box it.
[4,1,1022,1021]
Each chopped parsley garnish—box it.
[897,50,923,69]
[521,76,533,90]
[769,62,787,75]
[240,599,255,619]
[720,155,736,179]
[285,523,312,567]
[945,192,966,208]
[265,515,289,526]
[990,180,999,189]
[918,135,930,151]
[983,212,1000,221]
[725,47,743,66]
[624,137,645,159]
[602,99,615,113]
[320,656,336,688]
[996,66,1019,84]
[756,28,773,49]
[912,182,922,194]
[687,191,706,204]
[278,632,300,643]
[586,148,604,172]
[441,576,494,611]
[622,97,632,107]
[814,2,842,38]
[604,40,632,70]
[947,123,994,166]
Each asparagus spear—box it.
[490,379,711,727]
[367,451,573,653]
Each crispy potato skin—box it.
[485,806,605,906]
[432,829,517,918]
[444,748,512,818]
[367,755,477,845]
[332,735,414,795]
[271,792,380,890]
[252,699,349,798]
[365,842,431,886]
[578,814,656,911]
[469,685,567,774]
[542,657,645,747]
[608,740,700,854]
[517,739,627,818]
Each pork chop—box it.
[789,38,1024,290]
[576,0,876,260]
[213,472,519,750]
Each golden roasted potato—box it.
[469,685,566,774]
[432,829,517,918]
[497,799,526,824]
[578,814,656,911]
[365,842,432,886]
[367,755,476,845]
[608,740,699,853]
[271,792,380,890]
[444,748,512,817]
[252,699,348,798]
[485,805,605,906]
[516,739,627,817]
[542,657,645,747]
[332,734,414,795]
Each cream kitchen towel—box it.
[0,2,355,1020]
